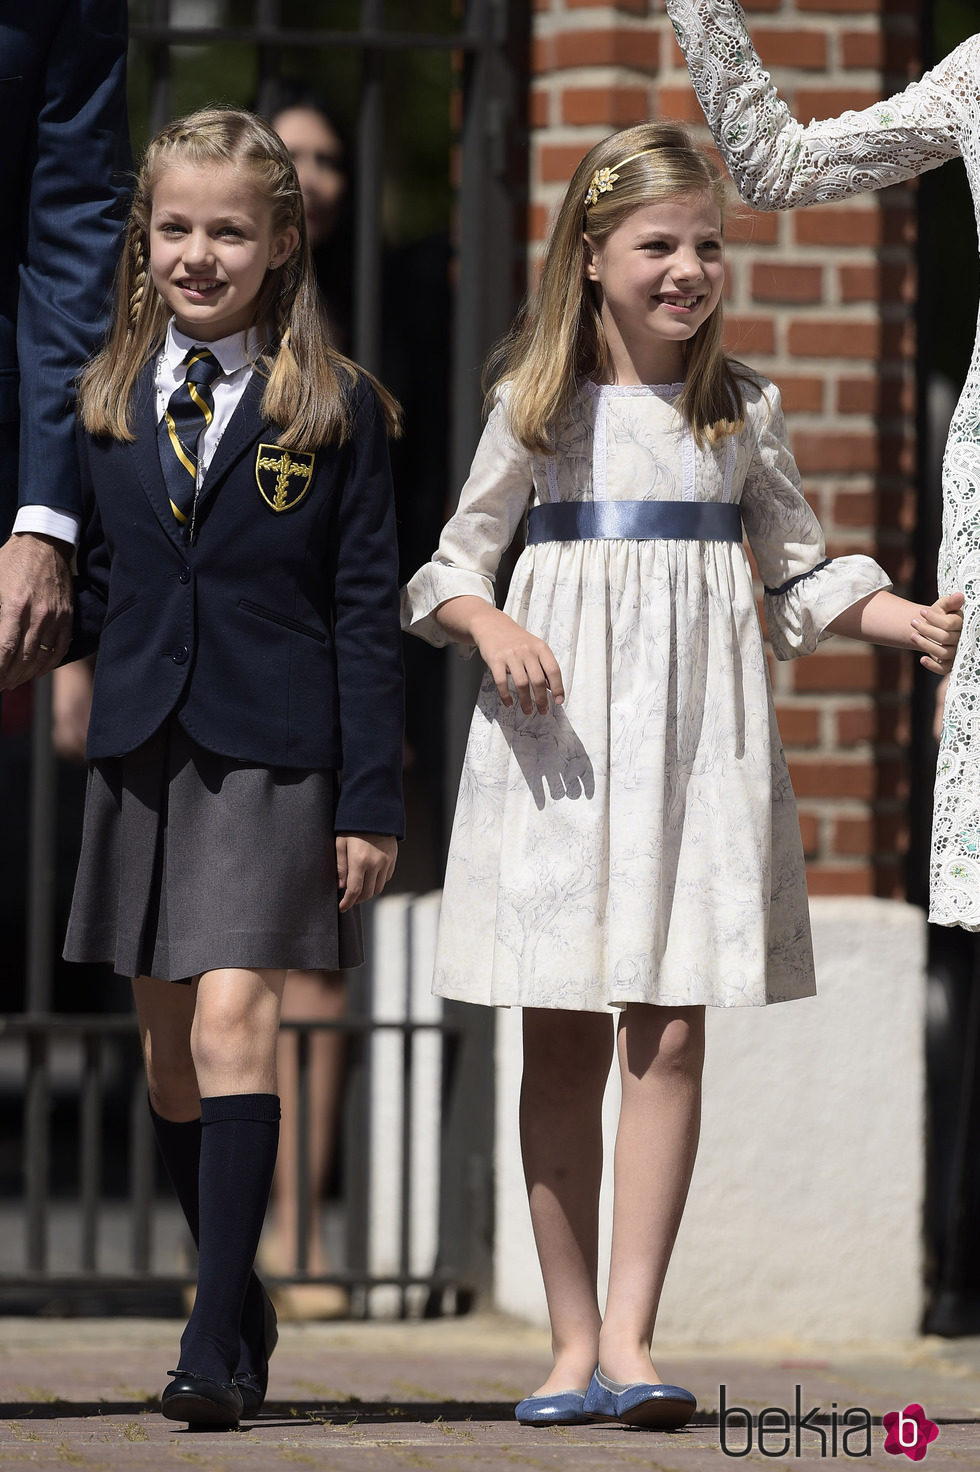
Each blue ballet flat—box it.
[515,1389,592,1426]
[583,1367,697,1429]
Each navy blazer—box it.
[73,365,405,840]
[0,1,130,533]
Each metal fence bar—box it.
[128,1047,154,1272]
[294,1022,311,1276]
[343,965,372,1317]
[399,1024,413,1318]
[24,1028,49,1272]
[4,1014,458,1040]
[130,25,484,51]
[147,0,173,135]
[445,0,497,807]
[80,1032,102,1271]
[254,0,282,120]
[27,677,55,1014]
[353,0,384,375]
[0,1270,457,1289]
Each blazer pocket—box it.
[103,593,138,628]
[239,598,327,644]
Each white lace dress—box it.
[402,375,889,1010]
[666,0,980,926]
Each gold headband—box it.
[584,150,654,209]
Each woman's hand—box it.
[469,604,564,715]
[911,592,965,675]
[336,833,398,912]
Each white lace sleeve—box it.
[400,395,534,649]
[666,0,974,207]
[739,381,891,659]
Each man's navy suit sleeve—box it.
[332,384,405,839]
[17,0,130,517]
[67,421,109,661]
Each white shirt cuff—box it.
[12,506,81,549]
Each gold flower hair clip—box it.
[583,150,655,210]
[584,166,618,208]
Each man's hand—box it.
[0,532,73,688]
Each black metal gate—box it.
[1,0,528,1313]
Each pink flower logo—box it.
[883,1404,939,1461]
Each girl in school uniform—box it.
[402,122,963,1429]
[65,107,404,1428]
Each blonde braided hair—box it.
[127,231,148,331]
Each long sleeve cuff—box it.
[13,505,81,548]
[400,563,496,650]
[764,554,891,659]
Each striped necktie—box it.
[157,346,223,531]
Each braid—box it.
[128,229,148,331]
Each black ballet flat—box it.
[235,1285,279,1418]
[161,1370,243,1428]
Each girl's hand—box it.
[336,833,398,912]
[911,592,965,675]
[469,604,565,715]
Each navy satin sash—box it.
[526,500,742,544]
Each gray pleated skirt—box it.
[64,716,363,982]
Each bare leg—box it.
[520,1007,614,1395]
[132,973,200,1122]
[598,1003,705,1385]
[132,966,288,1113]
[269,968,347,1275]
[190,966,287,1096]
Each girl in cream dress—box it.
[401,123,961,1427]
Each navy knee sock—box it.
[149,1105,272,1382]
[153,1095,280,1383]
[148,1107,202,1240]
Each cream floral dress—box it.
[666,0,980,926]
[402,375,888,1011]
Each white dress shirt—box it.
[14,319,265,546]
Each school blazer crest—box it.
[71,364,405,839]
[254,444,315,511]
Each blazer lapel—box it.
[127,361,188,550]
[194,368,271,518]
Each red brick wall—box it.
[529,0,923,897]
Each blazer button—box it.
[172,646,188,665]
[178,566,191,584]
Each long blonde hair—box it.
[79,107,399,445]
[488,121,746,452]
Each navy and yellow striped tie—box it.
[158,346,222,531]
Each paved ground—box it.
[0,1315,978,1470]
